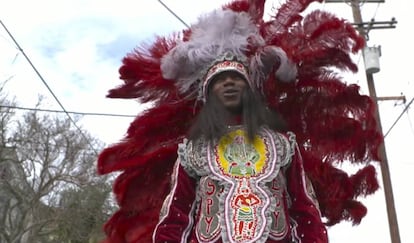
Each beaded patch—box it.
[216,129,267,177]
[196,177,222,242]
[183,127,293,243]
[207,128,288,243]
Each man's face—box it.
[210,71,248,114]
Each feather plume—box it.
[98,1,383,241]
[161,9,262,95]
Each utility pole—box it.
[325,0,401,242]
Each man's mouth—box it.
[223,89,239,97]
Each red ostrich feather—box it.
[98,0,382,242]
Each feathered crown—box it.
[160,8,297,101]
[98,1,383,241]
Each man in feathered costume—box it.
[97,0,383,242]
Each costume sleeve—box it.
[285,145,329,243]
[152,159,197,243]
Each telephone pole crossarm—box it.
[353,18,398,31]
[325,0,402,242]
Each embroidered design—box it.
[196,177,222,242]
[212,129,275,242]
[216,129,267,177]
[268,174,289,239]
[231,178,262,241]
[184,128,295,243]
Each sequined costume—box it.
[153,128,328,242]
[97,0,383,242]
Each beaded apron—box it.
[180,127,294,243]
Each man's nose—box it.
[222,76,235,85]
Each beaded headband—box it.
[201,53,252,101]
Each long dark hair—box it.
[188,87,287,142]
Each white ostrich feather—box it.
[160,8,296,100]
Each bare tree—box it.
[0,93,113,243]
[53,182,113,242]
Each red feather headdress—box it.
[97,0,382,242]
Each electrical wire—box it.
[405,107,414,138]
[0,20,100,156]
[384,97,414,138]
[0,105,136,118]
[157,0,189,28]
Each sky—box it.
[1,0,413,242]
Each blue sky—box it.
[1,0,413,242]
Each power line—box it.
[157,0,189,28]
[0,20,99,156]
[405,104,414,136]
[384,97,414,138]
[0,105,136,118]
[351,1,400,242]
[326,1,401,242]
